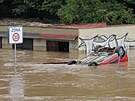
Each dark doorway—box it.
[12,38,33,50]
[23,38,33,50]
[58,42,69,52]
[47,41,69,52]
[0,37,2,48]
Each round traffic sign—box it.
[12,33,20,42]
[8,27,23,44]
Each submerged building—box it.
[0,23,135,52]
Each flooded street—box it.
[0,49,135,101]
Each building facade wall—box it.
[33,39,46,51]
[78,25,135,50]
[1,24,135,52]
[0,26,7,32]
[1,36,79,52]
[0,25,79,51]
[0,25,78,34]
[23,27,78,35]
[79,25,135,38]
[69,38,78,52]
[2,37,12,49]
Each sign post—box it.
[14,44,16,64]
[8,26,23,65]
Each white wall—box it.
[79,25,135,39]
[78,25,135,51]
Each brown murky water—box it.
[0,48,135,101]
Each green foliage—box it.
[12,4,29,16]
[57,0,79,24]
[57,0,135,25]
[57,0,102,24]
[0,0,134,25]
[41,0,65,16]
[12,0,45,18]
[102,2,135,24]
[124,0,135,4]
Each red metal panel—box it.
[39,34,78,40]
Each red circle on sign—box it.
[12,33,20,42]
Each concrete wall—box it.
[33,39,46,51]
[0,25,79,35]
[0,26,7,32]
[69,38,78,52]
[2,24,135,52]
[2,37,12,49]
[79,25,135,39]
[0,25,79,51]
[23,27,78,34]
[1,37,79,52]
[2,37,47,51]
[78,25,135,51]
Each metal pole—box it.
[14,44,16,65]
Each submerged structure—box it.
[0,23,135,53]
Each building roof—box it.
[39,34,78,41]
[53,23,107,29]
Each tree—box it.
[57,0,80,24]
[12,0,29,17]
[12,0,65,20]
[57,0,135,25]
[41,0,66,17]
[124,0,135,13]
[101,1,135,24]
[57,0,102,24]
[0,0,134,25]
[12,0,45,18]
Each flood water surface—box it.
[0,49,135,101]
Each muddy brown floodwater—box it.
[0,48,135,101]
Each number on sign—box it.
[13,33,20,42]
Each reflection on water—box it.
[0,49,135,101]
[9,68,24,101]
